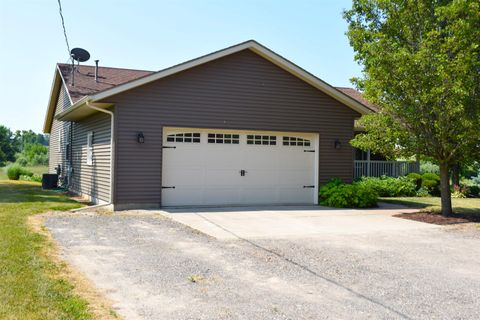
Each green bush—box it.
[416,186,430,197]
[452,190,467,198]
[6,164,33,180]
[20,174,42,182]
[319,179,378,208]
[468,185,480,198]
[14,143,49,166]
[15,155,28,166]
[421,173,440,196]
[462,179,480,198]
[406,172,422,189]
[420,161,439,174]
[422,173,440,182]
[355,176,417,197]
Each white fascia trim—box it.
[88,40,372,115]
[43,71,61,133]
[56,64,74,105]
[43,65,75,133]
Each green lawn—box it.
[380,197,480,215]
[0,165,49,180]
[0,180,93,319]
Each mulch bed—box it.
[395,212,480,225]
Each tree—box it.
[344,0,480,215]
[0,125,17,166]
[13,130,49,151]
[16,143,48,166]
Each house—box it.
[43,40,378,210]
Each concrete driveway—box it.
[160,204,434,239]
[45,206,480,320]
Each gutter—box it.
[85,101,115,207]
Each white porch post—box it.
[367,149,371,176]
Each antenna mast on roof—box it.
[69,48,90,86]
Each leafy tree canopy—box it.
[0,125,16,166]
[344,0,480,215]
[0,125,49,166]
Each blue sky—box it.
[0,0,361,132]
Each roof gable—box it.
[44,40,375,132]
[43,65,152,132]
[58,64,153,104]
[87,40,373,115]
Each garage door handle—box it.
[304,150,315,153]
[162,146,176,149]
[162,186,176,189]
[240,170,247,176]
[303,185,314,188]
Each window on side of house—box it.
[86,132,93,165]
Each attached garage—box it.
[44,40,374,210]
[161,128,319,206]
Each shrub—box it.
[421,173,440,196]
[20,174,42,182]
[422,173,440,182]
[416,187,430,197]
[452,186,467,198]
[462,179,480,198]
[355,176,417,197]
[15,155,28,166]
[14,143,49,166]
[319,179,378,208]
[6,164,33,180]
[406,172,422,189]
[468,185,480,198]
[420,161,439,174]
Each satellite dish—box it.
[70,48,90,62]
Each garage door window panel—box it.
[247,135,276,145]
[167,133,200,143]
[283,136,311,147]
[208,133,239,144]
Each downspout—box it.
[83,101,115,208]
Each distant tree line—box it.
[0,125,49,167]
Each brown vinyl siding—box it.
[48,84,71,174]
[48,83,111,203]
[105,49,360,206]
[69,112,112,202]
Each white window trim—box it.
[86,132,93,165]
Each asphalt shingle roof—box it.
[57,64,153,103]
[57,63,377,111]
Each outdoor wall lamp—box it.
[334,139,341,149]
[137,132,145,144]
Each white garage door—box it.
[161,127,319,207]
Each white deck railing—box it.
[354,160,419,179]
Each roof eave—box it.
[42,68,62,133]
[43,65,75,133]
[55,97,113,122]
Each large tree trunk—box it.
[439,163,453,216]
[451,163,460,190]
